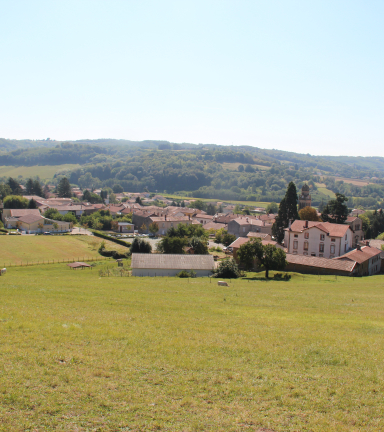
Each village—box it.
[1,179,382,279]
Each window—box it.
[294,234,298,238]
[355,224,360,230]
[293,240,298,249]
[292,251,297,255]
[345,243,347,252]
[303,252,308,256]
[311,253,316,257]
[330,244,335,254]
[320,234,325,241]
[345,234,347,240]
[304,241,309,250]
[304,232,309,239]
[331,238,335,242]
[319,254,323,257]
[319,243,324,252]
[162,223,165,227]
[330,255,334,258]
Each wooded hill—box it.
[1,138,384,208]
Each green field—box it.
[0,164,81,179]
[163,194,270,208]
[1,265,384,431]
[317,187,336,199]
[0,235,129,266]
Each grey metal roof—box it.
[131,253,215,270]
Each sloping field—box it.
[222,162,270,171]
[317,186,336,199]
[0,164,81,179]
[1,266,384,431]
[0,235,129,266]
[335,177,371,186]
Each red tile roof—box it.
[10,209,41,218]
[289,220,351,237]
[286,254,356,272]
[17,214,43,224]
[334,246,381,264]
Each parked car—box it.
[44,232,51,235]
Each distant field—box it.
[1,266,384,431]
[0,164,81,179]
[164,194,270,208]
[317,187,336,198]
[0,235,129,266]
[335,177,371,186]
[222,162,270,171]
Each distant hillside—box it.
[1,138,384,209]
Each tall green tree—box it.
[33,180,43,197]
[321,193,349,224]
[272,182,299,244]
[3,195,29,209]
[26,178,35,195]
[237,239,287,278]
[57,177,72,198]
[7,178,22,195]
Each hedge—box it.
[91,230,131,248]
[0,228,8,233]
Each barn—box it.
[131,253,214,277]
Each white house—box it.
[284,220,353,259]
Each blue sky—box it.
[1,1,383,156]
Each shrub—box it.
[212,258,241,279]
[130,237,152,254]
[176,270,196,278]
[92,230,131,248]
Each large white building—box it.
[284,220,353,259]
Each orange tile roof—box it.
[334,246,381,264]
[286,254,356,272]
[289,220,350,237]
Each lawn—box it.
[1,266,384,431]
[0,164,81,180]
[0,235,129,266]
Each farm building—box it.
[131,253,214,277]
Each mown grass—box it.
[0,164,81,179]
[0,235,129,266]
[1,266,384,431]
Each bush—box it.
[212,258,241,279]
[92,230,131,248]
[176,270,196,278]
[273,273,291,281]
[130,237,152,254]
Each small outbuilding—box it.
[131,253,214,277]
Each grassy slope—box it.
[0,164,81,179]
[0,235,129,265]
[1,266,384,431]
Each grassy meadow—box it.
[0,235,129,266]
[0,164,81,180]
[1,264,384,431]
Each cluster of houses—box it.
[1,185,383,278]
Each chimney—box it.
[356,244,361,251]
[165,215,167,221]
[305,220,308,228]
[188,215,190,220]
[246,217,248,222]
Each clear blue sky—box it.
[1,1,383,156]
